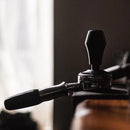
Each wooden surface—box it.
[71,100,130,130]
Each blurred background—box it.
[0,0,130,130]
[0,0,53,130]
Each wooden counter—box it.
[71,100,130,130]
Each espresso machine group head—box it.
[78,30,112,92]
[4,30,130,110]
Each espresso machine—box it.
[4,30,130,110]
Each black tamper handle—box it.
[85,30,106,71]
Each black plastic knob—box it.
[85,30,106,71]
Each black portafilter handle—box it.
[85,30,106,71]
[4,82,81,110]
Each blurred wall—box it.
[54,0,130,130]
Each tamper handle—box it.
[85,30,106,71]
